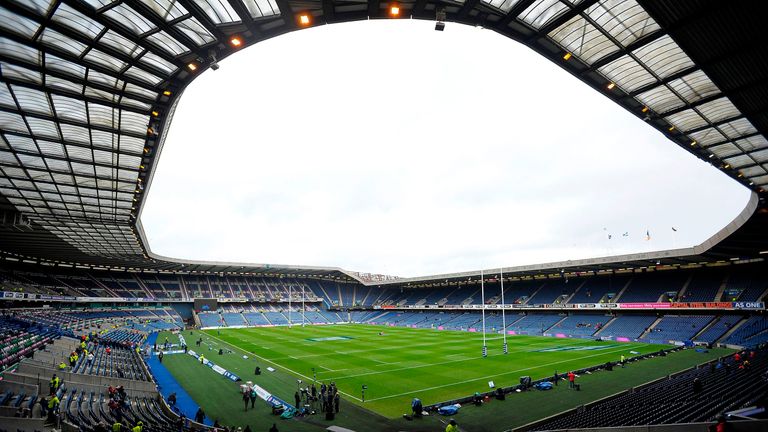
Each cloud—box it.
[141,20,751,278]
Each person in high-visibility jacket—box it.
[49,375,60,394]
[47,395,59,411]
[46,395,60,424]
[131,420,143,432]
[445,419,458,432]
[112,421,123,432]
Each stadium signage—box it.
[243,383,294,410]
[0,291,323,304]
[732,302,764,310]
[369,301,764,311]
[187,350,241,382]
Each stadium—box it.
[1,1,768,432]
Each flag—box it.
[671,227,678,232]
[645,230,651,241]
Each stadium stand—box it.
[597,314,658,340]
[680,270,723,302]
[0,308,197,432]
[694,315,744,344]
[547,314,608,338]
[198,313,223,328]
[617,272,689,303]
[640,315,714,344]
[529,350,768,430]
[567,275,629,304]
[507,314,564,335]
[0,0,767,430]
[723,316,768,348]
[527,280,576,305]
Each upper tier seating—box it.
[618,272,688,302]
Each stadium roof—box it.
[0,0,767,279]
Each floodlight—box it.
[563,52,572,60]
[162,90,172,96]
[299,14,311,26]
[606,82,615,90]
[187,63,198,71]
[390,5,400,16]
[230,36,243,47]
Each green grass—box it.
[158,326,731,431]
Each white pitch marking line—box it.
[323,339,600,381]
[203,332,363,402]
[268,334,587,361]
[364,344,645,402]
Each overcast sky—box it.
[141,19,751,278]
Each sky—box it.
[141,19,752,278]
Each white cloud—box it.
[141,20,751,277]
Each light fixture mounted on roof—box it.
[298,13,311,26]
[389,4,400,17]
[563,52,572,61]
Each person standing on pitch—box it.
[333,392,340,413]
[445,419,458,432]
